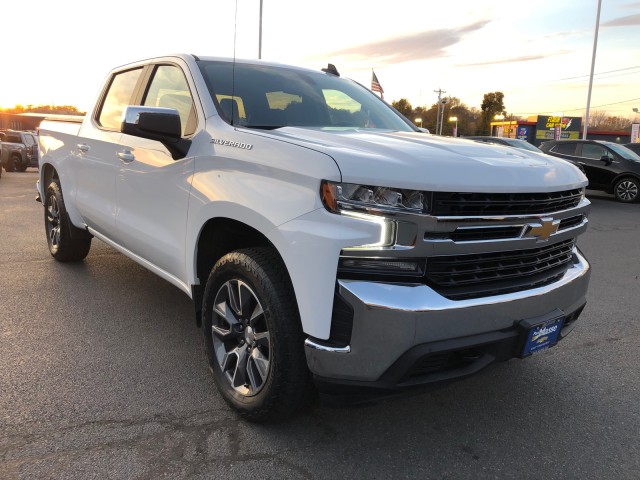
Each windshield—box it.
[197,60,415,132]
[607,143,640,161]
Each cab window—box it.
[142,65,196,136]
[97,68,144,130]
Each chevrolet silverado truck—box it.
[1,130,39,172]
[37,54,591,422]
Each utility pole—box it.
[258,0,263,59]
[434,88,446,135]
[583,0,602,139]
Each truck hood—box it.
[260,128,587,193]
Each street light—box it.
[449,116,458,137]
[415,117,422,128]
[494,114,505,137]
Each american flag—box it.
[371,70,384,98]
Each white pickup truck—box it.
[37,54,591,422]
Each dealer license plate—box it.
[522,317,564,356]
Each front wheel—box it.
[202,247,312,423]
[613,177,639,203]
[44,179,92,261]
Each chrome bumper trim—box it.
[305,339,351,354]
[337,248,589,313]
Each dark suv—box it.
[539,140,640,203]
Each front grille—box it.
[426,238,576,300]
[428,214,586,243]
[449,226,524,242]
[559,214,585,231]
[431,189,583,216]
[406,349,483,379]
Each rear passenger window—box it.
[551,143,577,155]
[97,68,144,130]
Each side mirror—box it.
[121,106,191,159]
[599,155,612,165]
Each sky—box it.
[2,0,639,119]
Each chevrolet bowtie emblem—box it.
[525,218,560,241]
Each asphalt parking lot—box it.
[1,170,639,479]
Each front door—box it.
[116,64,197,281]
[577,143,617,189]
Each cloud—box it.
[458,51,571,67]
[323,20,491,63]
[602,14,640,27]
[622,2,640,9]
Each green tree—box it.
[2,104,85,115]
[414,97,480,136]
[479,92,505,135]
[391,98,414,120]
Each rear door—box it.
[22,134,37,166]
[75,67,145,241]
[115,62,197,281]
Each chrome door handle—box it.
[117,150,135,163]
[76,143,90,153]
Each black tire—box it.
[44,179,92,262]
[5,156,16,172]
[202,247,312,423]
[613,177,639,203]
[13,155,21,172]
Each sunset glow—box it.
[1,0,639,117]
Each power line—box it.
[513,97,640,116]
[552,65,640,83]
[481,66,640,99]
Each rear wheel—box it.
[613,177,639,203]
[16,158,28,172]
[11,154,24,172]
[5,155,16,172]
[44,179,92,261]
[202,247,311,423]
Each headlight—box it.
[321,181,430,215]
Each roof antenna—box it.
[322,64,340,77]
[230,0,238,126]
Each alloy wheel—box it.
[616,180,638,202]
[46,195,61,249]
[211,279,271,396]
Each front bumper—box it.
[305,248,590,390]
